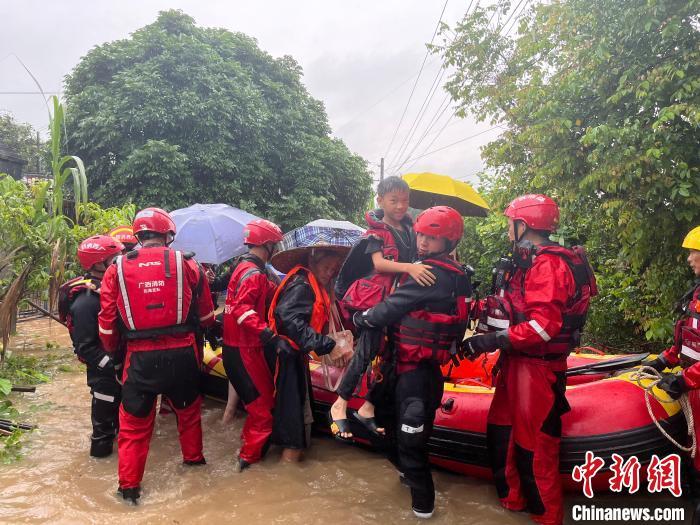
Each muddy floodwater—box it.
[0,321,690,524]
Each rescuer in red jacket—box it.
[221,218,284,472]
[461,195,596,525]
[59,235,124,458]
[99,207,215,505]
[646,226,700,521]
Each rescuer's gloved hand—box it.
[260,327,295,356]
[460,331,510,360]
[656,373,688,400]
[643,355,669,373]
[352,310,375,330]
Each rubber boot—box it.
[411,488,435,519]
[89,438,114,458]
[233,457,251,473]
[117,486,141,505]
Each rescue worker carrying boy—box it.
[461,195,596,525]
[98,207,215,504]
[354,206,472,519]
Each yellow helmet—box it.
[682,226,700,251]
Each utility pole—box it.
[380,157,384,181]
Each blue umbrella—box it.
[170,203,260,264]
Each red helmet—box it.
[108,225,137,247]
[77,235,124,270]
[504,194,559,232]
[244,219,283,246]
[132,207,176,239]
[414,206,464,245]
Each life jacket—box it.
[480,244,597,357]
[364,209,415,263]
[267,265,330,356]
[222,254,276,347]
[114,247,203,340]
[337,210,415,312]
[393,257,471,367]
[676,283,700,368]
[58,275,100,332]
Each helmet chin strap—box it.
[513,220,526,244]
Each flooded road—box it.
[0,357,523,525]
[0,321,690,524]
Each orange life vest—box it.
[267,265,330,357]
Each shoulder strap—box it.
[58,276,94,322]
[538,246,598,298]
[234,267,263,295]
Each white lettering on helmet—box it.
[80,242,106,251]
[136,210,154,218]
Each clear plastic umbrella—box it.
[170,203,260,264]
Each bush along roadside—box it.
[0,354,54,462]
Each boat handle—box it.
[441,398,455,413]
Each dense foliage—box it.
[63,10,372,230]
[444,0,700,348]
[0,114,44,170]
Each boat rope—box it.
[631,366,696,457]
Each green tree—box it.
[63,10,372,230]
[439,0,700,347]
[0,113,44,171]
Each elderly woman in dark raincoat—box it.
[267,245,353,462]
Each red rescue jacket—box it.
[392,257,471,369]
[483,244,596,369]
[339,210,415,312]
[222,254,277,348]
[98,246,215,352]
[662,283,700,389]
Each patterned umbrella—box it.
[272,219,364,273]
[278,219,365,252]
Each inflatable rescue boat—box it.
[201,347,688,492]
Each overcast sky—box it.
[0,0,501,184]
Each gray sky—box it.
[0,0,501,184]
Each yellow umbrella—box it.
[402,172,490,217]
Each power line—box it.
[396,125,501,166]
[390,97,454,174]
[0,91,62,95]
[382,0,449,161]
[387,1,484,174]
[336,59,437,132]
[502,0,531,36]
[386,64,448,169]
[391,0,531,174]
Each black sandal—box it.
[350,409,385,437]
[328,411,353,442]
